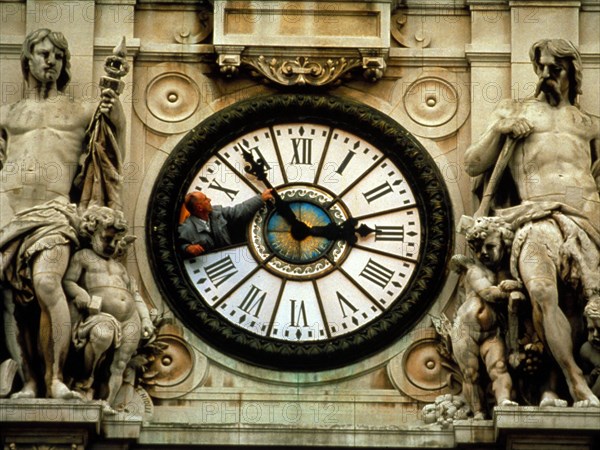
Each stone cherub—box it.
[450,217,519,418]
[63,206,155,411]
[580,297,600,397]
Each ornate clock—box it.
[148,94,453,370]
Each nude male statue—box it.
[0,29,124,399]
[464,39,600,407]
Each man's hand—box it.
[186,244,205,257]
[261,188,275,202]
[497,117,533,139]
[99,88,118,115]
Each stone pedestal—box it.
[0,399,142,450]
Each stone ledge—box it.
[494,405,600,434]
[0,399,103,433]
[0,399,142,440]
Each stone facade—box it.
[1,0,599,448]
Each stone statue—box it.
[450,217,519,418]
[581,297,600,397]
[63,206,155,411]
[464,39,600,407]
[0,29,125,399]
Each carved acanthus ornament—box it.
[242,55,362,87]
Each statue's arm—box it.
[0,128,5,171]
[100,88,127,159]
[464,99,531,176]
[591,115,600,191]
[463,263,506,303]
[128,274,155,338]
[0,105,7,171]
[63,252,91,309]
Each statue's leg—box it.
[31,245,81,399]
[104,316,140,408]
[481,336,517,407]
[77,321,116,392]
[5,290,37,398]
[452,310,485,417]
[519,231,599,407]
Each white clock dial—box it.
[148,94,452,369]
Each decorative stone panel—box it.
[213,0,391,84]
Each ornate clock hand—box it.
[308,219,375,245]
[240,146,374,244]
[241,147,311,239]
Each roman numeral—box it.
[208,179,239,201]
[336,291,358,319]
[290,299,309,327]
[238,285,266,318]
[235,141,271,171]
[375,225,405,242]
[290,138,313,165]
[360,258,395,289]
[335,150,356,175]
[202,256,238,288]
[362,181,394,204]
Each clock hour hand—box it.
[308,219,375,245]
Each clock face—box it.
[148,94,453,370]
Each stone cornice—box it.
[135,43,215,63]
[0,36,22,57]
[465,44,511,65]
[388,47,468,67]
[467,0,509,10]
[509,0,581,6]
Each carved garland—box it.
[147,94,453,370]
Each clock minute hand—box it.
[240,147,310,236]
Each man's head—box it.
[21,28,71,92]
[466,217,514,269]
[530,39,582,107]
[80,206,130,259]
[584,297,600,350]
[185,192,213,220]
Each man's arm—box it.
[464,99,532,177]
[221,191,271,224]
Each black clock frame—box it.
[147,93,453,370]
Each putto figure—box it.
[0,29,125,399]
[450,217,519,418]
[63,206,154,410]
[464,39,600,407]
[580,297,600,397]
